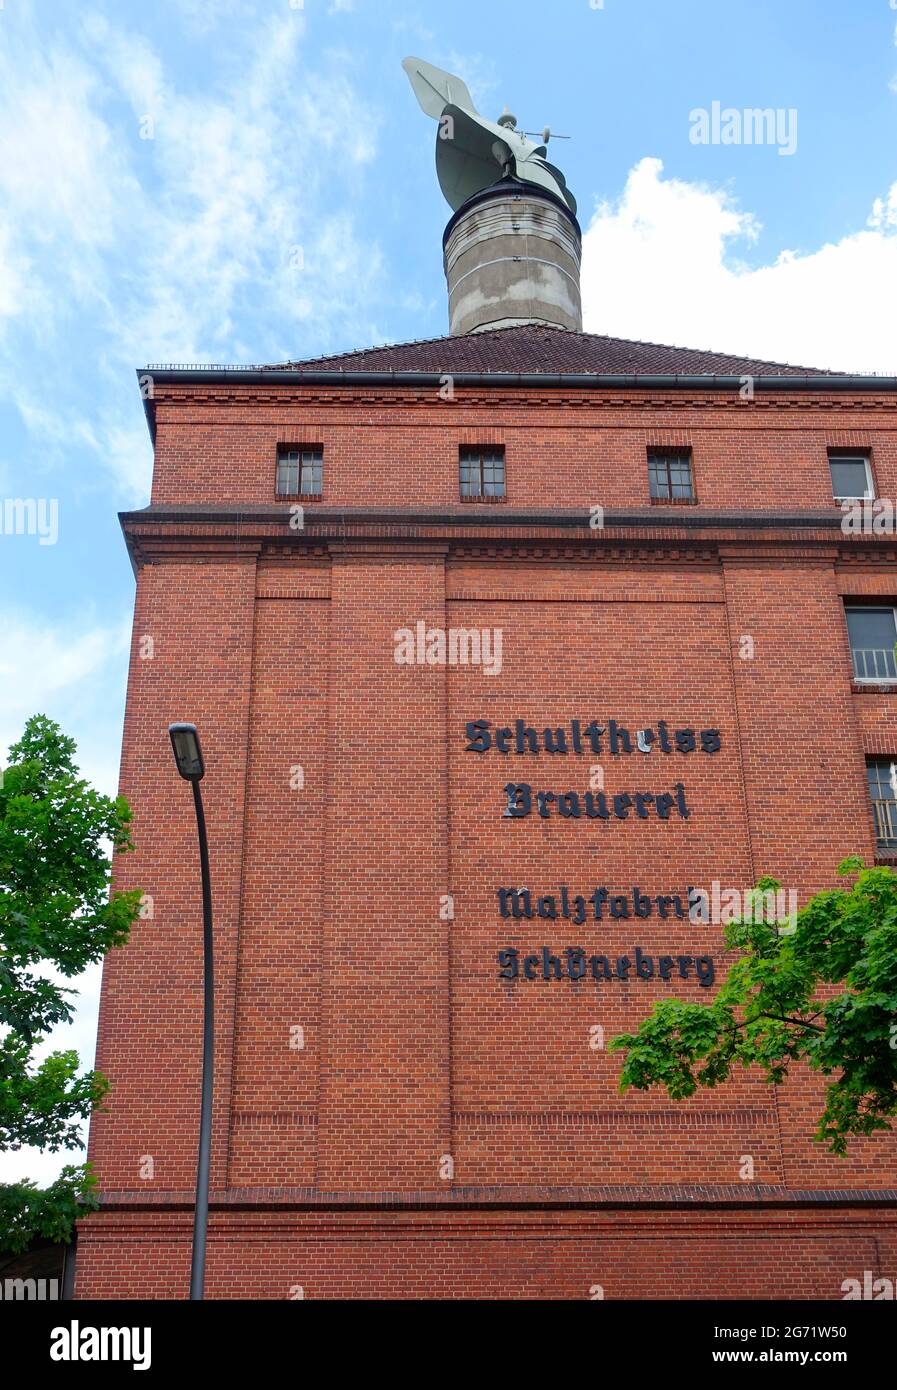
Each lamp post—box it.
[168,722,213,1301]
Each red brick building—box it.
[77,187,897,1298]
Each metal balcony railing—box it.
[873,798,897,849]
[852,647,897,681]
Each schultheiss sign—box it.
[464,716,722,990]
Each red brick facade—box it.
[77,352,897,1298]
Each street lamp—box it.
[168,722,213,1302]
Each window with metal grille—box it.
[845,606,897,682]
[867,758,897,849]
[460,447,505,499]
[276,446,323,496]
[647,449,695,502]
[829,451,873,501]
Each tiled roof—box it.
[265,323,845,377]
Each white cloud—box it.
[98,419,154,502]
[0,51,129,254]
[74,9,381,365]
[0,607,130,792]
[0,7,385,498]
[870,183,897,231]
[581,158,897,375]
[0,223,30,322]
[174,0,268,36]
[0,44,132,348]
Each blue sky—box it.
[2,0,897,1183]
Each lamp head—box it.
[169,723,205,781]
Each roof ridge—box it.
[273,321,558,369]
[570,329,828,374]
[267,322,844,376]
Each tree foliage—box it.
[609,860,897,1154]
[0,715,140,1251]
[0,1165,100,1256]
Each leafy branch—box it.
[609,861,897,1153]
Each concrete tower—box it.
[443,182,583,335]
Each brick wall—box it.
[148,385,897,512]
[78,380,897,1298]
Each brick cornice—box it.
[143,379,897,404]
[120,504,897,571]
[151,387,897,410]
[120,503,867,530]
[327,540,450,561]
[91,1183,897,1212]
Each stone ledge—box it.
[91,1184,897,1211]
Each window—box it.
[460,446,505,499]
[648,449,695,502]
[276,446,323,496]
[845,606,897,682]
[867,758,897,849]
[829,451,873,501]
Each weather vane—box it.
[401,57,577,216]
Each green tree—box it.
[609,860,897,1154]
[0,715,140,1252]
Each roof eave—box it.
[135,366,897,441]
